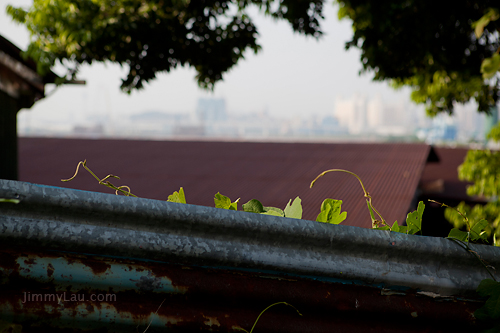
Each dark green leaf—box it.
[477,279,500,297]
[471,219,489,242]
[485,290,500,319]
[243,199,265,214]
[448,228,469,242]
[475,279,500,320]
[474,305,490,320]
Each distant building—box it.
[335,94,415,136]
[335,94,367,134]
[196,98,227,122]
[453,103,487,142]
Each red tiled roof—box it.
[18,138,431,228]
[419,146,480,203]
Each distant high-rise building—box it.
[196,98,227,122]
[453,103,487,142]
[366,94,383,129]
[334,94,367,134]
[336,93,415,136]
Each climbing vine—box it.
[61,160,498,330]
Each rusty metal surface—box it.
[0,246,485,332]
[0,178,497,331]
[18,137,431,228]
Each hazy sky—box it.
[1,0,418,122]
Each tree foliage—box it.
[445,148,500,241]
[336,0,500,115]
[7,0,325,92]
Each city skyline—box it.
[18,94,491,146]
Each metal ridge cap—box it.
[1,179,499,263]
[1,179,500,295]
[0,211,496,297]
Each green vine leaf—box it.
[405,201,424,235]
[388,221,407,234]
[374,225,390,231]
[242,199,285,216]
[448,228,469,242]
[262,209,284,216]
[476,279,500,320]
[214,192,239,210]
[262,206,285,217]
[242,199,265,214]
[471,219,489,242]
[284,197,302,219]
[316,199,347,225]
[167,187,186,204]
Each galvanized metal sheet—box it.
[0,179,497,331]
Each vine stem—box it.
[138,298,166,333]
[61,160,137,197]
[310,169,387,227]
[237,302,302,333]
[428,199,471,232]
[429,199,497,281]
[447,237,497,282]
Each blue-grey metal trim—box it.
[0,179,498,297]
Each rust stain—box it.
[47,263,54,278]
[0,252,20,271]
[24,258,35,265]
[0,245,486,332]
[80,259,111,275]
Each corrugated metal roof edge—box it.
[1,179,498,298]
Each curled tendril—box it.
[310,169,387,228]
[62,160,137,197]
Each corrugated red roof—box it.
[18,137,431,228]
[419,147,479,203]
